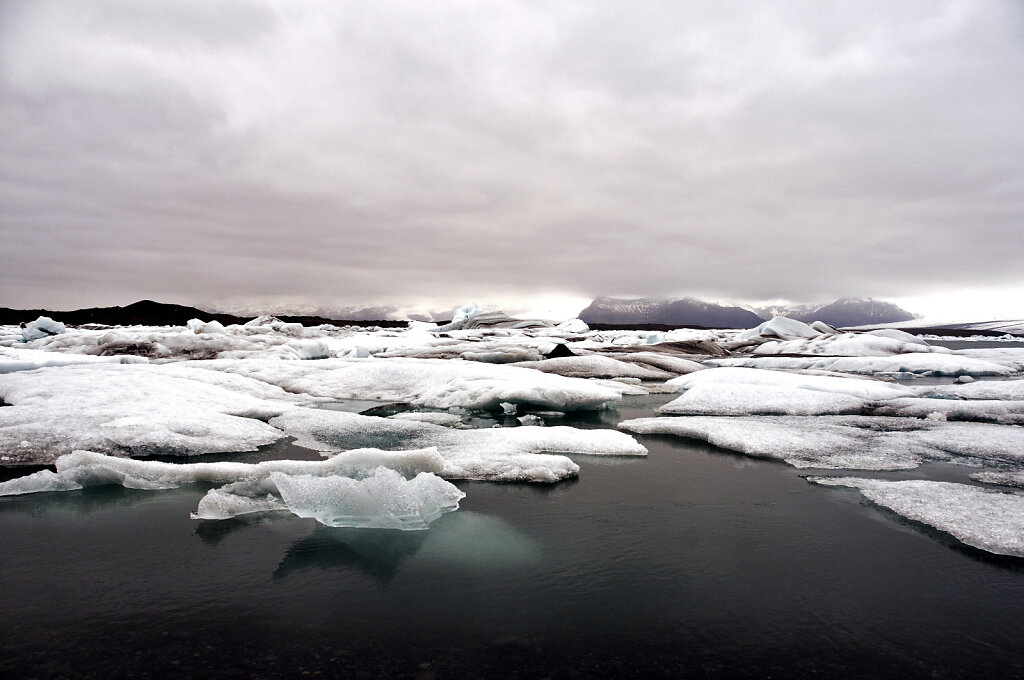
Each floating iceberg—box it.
[269,467,464,530]
[808,476,1024,557]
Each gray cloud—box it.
[2,0,1023,317]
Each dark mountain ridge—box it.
[0,300,405,328]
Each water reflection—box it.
[274,524,428,583]
[270,511,541,583]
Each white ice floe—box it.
[706,354,1016,377]
[0,345,149,374]
[659,383,868,416]
[919,380,1024,401]
[0,449,462,530]
[665,366,911,400]
[0,447,445,496]
[387,412,465,426]
[736,316,822,342]
[807,477,1024,557]
[619,415,924,469]
[269,467,464,530]
[602,352,707,376]
[196,357,624,411]
[751,332,941,357]
[619,415,1024,470]
[0,364,294,463]
[20,316,66,342]
[511,355,673,380]
[868,398,1024,424]
[270,408,646,483]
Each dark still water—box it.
[3,395,1024,679]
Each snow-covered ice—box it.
[706,354,1016,377]
[270,408,646,483]
[195,357,624,411]
[666,366,911,401]
[808,476,1024,557]
[511,355,673,380]
[19,316,67,342]
[659,383,868,416]
[619,415,1024,470]
[0,364,294,463]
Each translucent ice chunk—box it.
[271,467,465,530]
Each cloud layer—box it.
[2,1,1023,316]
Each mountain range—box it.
[579,296,916,329]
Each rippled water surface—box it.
[3,394,1024,679]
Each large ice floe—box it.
[0,449,464,530]
[270,409,646,482]
[619,416,1024,470]
[0,364,294,463]
[192,357,626,411]
[807,477,1024,557]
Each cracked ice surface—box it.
[808,477,1024,557]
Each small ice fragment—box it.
[500,402,518,415]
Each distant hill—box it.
[0,300,405,328]
[579,296,765,328]
[754,297,916,328]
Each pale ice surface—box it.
[868,398,1024,424]
[659,383,868,416]
[511,355,673,380]
[706,354,1016,377]
[619,415,1024,470]
[920,380,1024,401]
[270,467,464,530]
[0,345,149,374]
[666,366,911,401]
[20,316,66,342]
[619,416,925,469]
[0,448,445,496]
[736,316,822,342]
[0,448,462,530]
[808,477,1024,557]
[195,357,623,411]
[0,364,293,463]
[603,351,707,376]
[751,333,942,357]
[270,408,646,483]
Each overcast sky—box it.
[2,0,1023,320]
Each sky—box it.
[2,0,1023,322]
